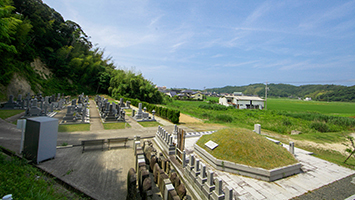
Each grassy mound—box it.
[196,128,298,169]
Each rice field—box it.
[267,98,355,117]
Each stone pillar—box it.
[202,170,216,198]
[289,142,295,154]
[189,154,195,170]
[182,151,186,168]
[191,159,201,178]
[254,124,261,134]
[134,135,141,156]
[224,185,233,200]
[207,170,214,186]
[138,103,143,114]
[174,125,178,134]
[169,136,173,145]
[211,177,225,200]
[197,162,207,188]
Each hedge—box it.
[114,95,180,124]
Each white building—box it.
[219,96,265,109]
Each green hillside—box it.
[0,0,162,103]
[206,83,355,102]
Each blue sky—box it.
[42,0,355,89]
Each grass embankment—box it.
[0,110,24,119]
[103,122,131,129]
[58,124,90,132]
[138,121,162,127]
[196,128,297,169]
[0,151,84,199]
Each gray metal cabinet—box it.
[23,117,58,164]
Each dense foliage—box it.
[0,0,163,103]
[207,83,355,102]
[109,69,163,104]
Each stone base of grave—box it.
[104,115,117,122]
[116,117,125,122]
[196,175,207,189]
[135,118,157,122]
[202,184,215,199]
[211,191,225,200]
[190,169,200,181]
[63,115,76,122]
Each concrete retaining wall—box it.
[194,144,301,182]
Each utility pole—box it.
[265,82,269,110]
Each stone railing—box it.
[154,126,176,155]
[184,154,233,200]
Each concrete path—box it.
[181,136,355,200]
[89,100,104,131]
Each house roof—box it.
[224,95,264,101]
[181,90,193,93]
[168,91,177,97]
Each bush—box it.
[310,122,329,132]
[198,104,228,111]
[282,118,293,126]
[215,114,233,123]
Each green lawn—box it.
[0,151,85,199]
[125,109,132,116]
[138,121,162,127]
[196,128,297,169]
[0,110,25,119]
[103,122,130,129]
[58,124,90,132]
[267,98,355,117]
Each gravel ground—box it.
[292,174,355,200]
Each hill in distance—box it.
[206,83,355,102]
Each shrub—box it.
[282,118,293,126]
[310,122,329,132]
[215,114,233,123]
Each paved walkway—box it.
[181,136,355,200]
[89,100,104,131]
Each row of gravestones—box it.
[155,125,176,155]
[3,93,65,110]
[62,97,89,123]
[154,126,234,200]
[95,95,127,122]
[184,154,234,200]
[128,138,187,200]
[23,94,67,118]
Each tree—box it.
[0,0,21,54]
[343,136,355,163]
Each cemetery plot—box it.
[61,93,90,124]
[131,103,157,122]
[2,93,68,119]
[95,95,126,123]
